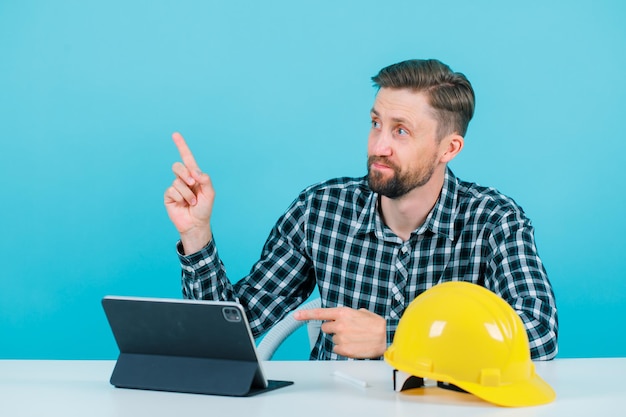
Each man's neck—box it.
[378,168,446,241]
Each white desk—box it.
[0,358,623,416]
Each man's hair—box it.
[371,59,475,139]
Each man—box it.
[164,59,558,361]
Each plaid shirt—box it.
[179,168,558,360]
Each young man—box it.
[164,59,558,361]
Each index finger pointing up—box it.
[172,132,200,172]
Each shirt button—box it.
[401,246,408,254]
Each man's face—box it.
[367,88,443,199]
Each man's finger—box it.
[294,307,343,321]
[172,132,201,172]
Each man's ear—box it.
[439,133,464,163]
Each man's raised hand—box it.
[164,132,215,254]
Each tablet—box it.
[101,296,293,396]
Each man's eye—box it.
[372,120,381,129]
[397,128,408,135]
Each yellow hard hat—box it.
[384,281,555,407]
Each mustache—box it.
[368,156,398,171]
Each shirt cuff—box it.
[386,317,400,347]
[177,239,218,276]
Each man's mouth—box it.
[372,163,391,171]
[369,157,395,172]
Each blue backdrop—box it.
[1,0,624,360]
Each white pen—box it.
[332,370,369,388]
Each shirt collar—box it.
[418,167,457,241]
[355,168,458,241]
[354,183,379,236]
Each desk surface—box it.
[0,358,624,417]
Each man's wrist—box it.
[180,228,213,255]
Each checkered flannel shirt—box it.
[179,168,558,360]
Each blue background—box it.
[1,1,624,360]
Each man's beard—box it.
[367,155,437,199]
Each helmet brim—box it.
[453,373,556,407]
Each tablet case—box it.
[102,296,293,396]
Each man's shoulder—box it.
[454,176,528,221]
[301,176,370,196]
[293,176,373,211]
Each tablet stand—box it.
[110,353,293,397]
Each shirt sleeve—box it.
[178,239,236,301]
[484,212,559,361]
[178,193,317,338]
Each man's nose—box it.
[371,130,393,156]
